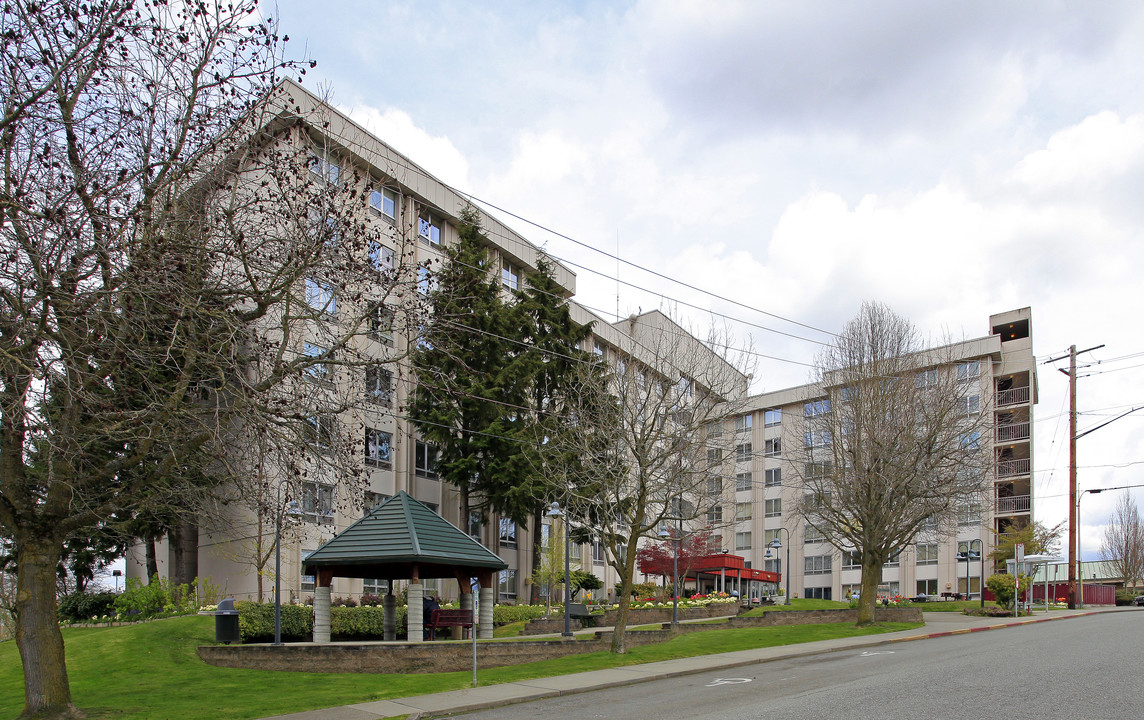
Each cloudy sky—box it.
[272,0,1144,560]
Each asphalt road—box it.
[451,612,1142,720]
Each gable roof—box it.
[302,491,507,580]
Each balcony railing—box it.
[995,421,1030,443]
[996,386,1030,407]
[996,458,1031,478]
[996,495,1031,514]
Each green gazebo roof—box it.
[302,491,507,580]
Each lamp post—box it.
[112,569,122,593]
[547,502,574,638]
[658,524,680,628]
[274,482,302,646]
[1076,487,1104,609]
[955,539,982,606]
[764,526,791,605]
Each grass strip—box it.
[0,615,919,720]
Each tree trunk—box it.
[609,541,643,654]
[15,536,83,719]
[169,528,184,586]
[145,537,158,582]
[529,503,543,605]
[856,558,882,626]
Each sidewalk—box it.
[260,607,1121,720]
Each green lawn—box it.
[740,598,851,616]
[0,615,921,720]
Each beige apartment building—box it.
[729,308,1036,601]
[128,80,1035,609]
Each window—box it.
[368,242,395,272]
[805,461,832,479]
[501,260,520,291]
[736,414,752,432]
[764,468,781,487]
[569,540,581,561]
[305,414,335,453]
[707,448,723,467]
[735,502,752,521]
[736,472,752,492]
[592,541,606,564]
[883,550,901,567]
[417,266,434,295]
[838,386,854,402]
[300,483,334,523]
[959,431,981,450]
[916,543,939,565]
[677,375,693,399]
[804,399,831,417]
[369,304,393,346]
[842,550,861,569]
[364,492,389,512]
[706,504,723,524]
[804,525,827,544]
[916,369,938,388]
[960,394,981,416]
[917,579,938,596]
[418,215,441,245]
[308,208,339,247]
[735,442,752,463]
[764,408,782,427]
[706,477,722,496]
[304,278,336,316]
[707,420,723,439]
[414,441,437,478]
[957,361,981,382]
[498,518,516,547]
[804,554,832,574]
[365,428,392,469]
[593,341,606,359]
[308,152,340,184]
[919,515,938,532]
[958,504,981,526]
[764,498,782,518]
[735,532,752,551]
[498,569,517,599]
[764,529,782,547]
[804,430,831,448]
[468,511,483,540]
[303,342,331,382]
[764,438,781,457]
[301,554,315,592]
[764,558,781,574]
[368,187,397,219]
[365,366,393,407]
[803,586,832,600]
[363,578,389,595]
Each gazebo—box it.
[302,491,508,642]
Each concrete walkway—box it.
[258,607,1123,720]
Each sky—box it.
[269,0,1144,562]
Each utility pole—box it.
[1046,343,1103,610]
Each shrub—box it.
[493,604,549,625]
[235,601,314,642]
[331,595,358,608]
[985,573,1034,609]
[631,582,658,599]
[360,593,383,607]
[58,591,118,623]
[112,575,220,620]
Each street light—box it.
[274,481,302,646]
[112,569,122,593]
[1076,487,1105,609]
[658,524,680,628]
[764,527,791,605]
[955,539,983,607]
[547,501,574,638]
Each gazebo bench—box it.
[427,609,474,640]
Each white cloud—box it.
[344,105,471,189]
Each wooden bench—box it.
[426,608,473,640]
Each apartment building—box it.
[728,309,1036,601]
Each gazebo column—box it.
[313,569,334,643]
[455,570,473,640]
[383,581,396,641]
[407,566,424,643]
[477,570,494,639]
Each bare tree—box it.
[790,302,992,625]
[0,3,419,717]
[1100,492,1144,591]
[552,312,751,653]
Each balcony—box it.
[995,422,1030,443]
[996,458,1031,478]
[995,386,1030,408]
[996,495,1031,514]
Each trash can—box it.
[214,598,240,644]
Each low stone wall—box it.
[520,618,584,635]
[727,607,922,627]
[600,602,739,625]
[198,638,613,674]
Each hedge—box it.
[58,591,118,623]
[233,602,549,642]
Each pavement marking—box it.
[706,678,753,687]
[859,651,895,656]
